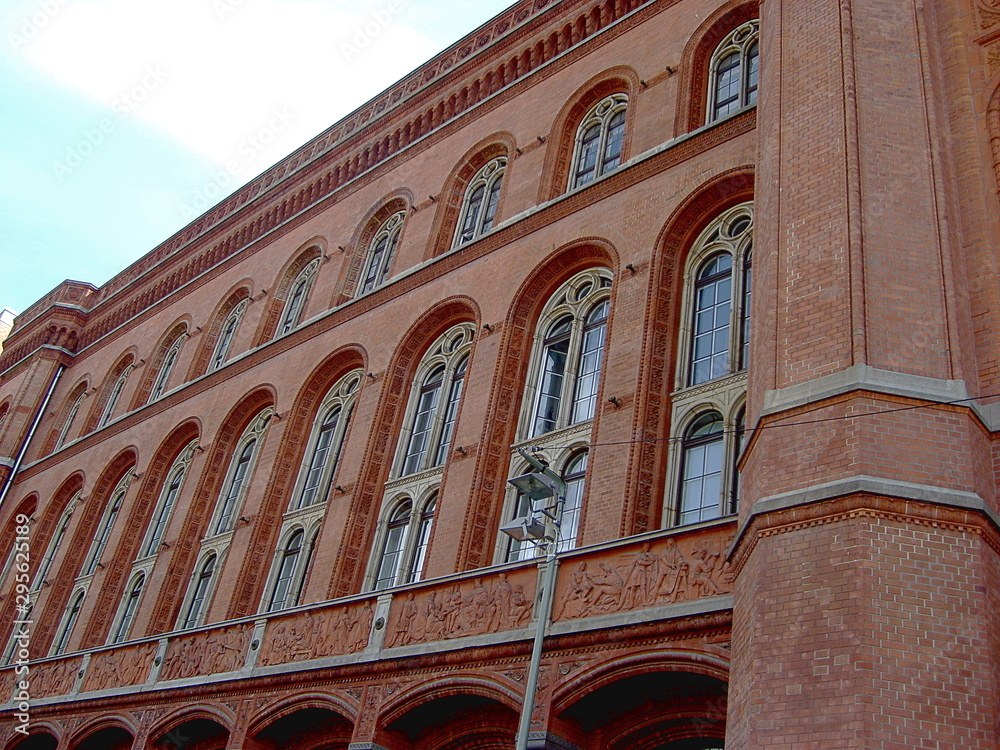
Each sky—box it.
[0,0,516,317]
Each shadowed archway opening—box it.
[8,734,57,750]
[252,706,353,749]
[555,672,727,750]
[384,694,518,750]
[152,719,228,750]
[74,726,133,750]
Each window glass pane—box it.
[559,452,588,551]
[573,124,601,188]
[691,255,733,385]
[145,467,184,556]
[35,510,72,590]
[361,234,389,294]
[269,530,303,611]
[216,439,255,534]
[713,52,742,120]
[532,336,570,437]
[679,415,724,525]
[402,369,444,475]
[505,492,537,562]
[601,110,625,175]
[280,276,308,334]
[113,575,144,643]
[85,489,125,575]
[184,556,216,628]
[375,505,411,590]
[151,339,182,401]
[746,41,760,104]
[434,358,467,466]
[407,499,435,583]
[741,251,752,370]
[480,176,503,233]
[571,301,608,424]
[297,407,341,509]
[458,184,485,244]
[55,592,84,655]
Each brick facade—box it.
[1,0,999,747]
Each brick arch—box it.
[41,377,90,456]
[0,489,47,650]
[989,83,1000,194]
[247,692,360,737]
[536,66,641,203]
[83,349,137,434]
[0,492,37,569]
[253,238,327,346]
[227,346,367,618]
[674,0,759,135]
[149,387,275,634]
[34,449,137,653]
[4,728,59,750]
[329,298,480,597]
[188,280,255,380]
[333,190,414,306]
[68,715,137,749]
[425,132,517,259]
[379,675,522,727]
[148,704,235,744]
[458,240,618,570]
[621,167,756,537]
[80,419,201,646]
[130,317,191,409]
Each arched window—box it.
[455,157,505,246]
[408,495,435,583]
[112,573,144,644]
[570,94,627,189]
[279,258,320,335]
[731,406,746,514]
[211,298,249,372]
[142,442,197,558]
[267,529,305,611]
[83,476,129,576]
[678,412,725,525]
[34,505,75,591]
[293,371,361,510]
[181,554,216,629]
[708,19,759,123]
[56,390,87,450]
[372,491,436,591]
[3,603,31,665]
[526,269,612,439]
[374,501,412,590]
[505,451,588,562]
[99,365,132,427]
[396,324,474,478]
[211,410,271,536]
[686,204,753,386]
[54,589,85,655]
[149,334,186,402]
[360,212,405,295]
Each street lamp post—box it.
[501,449,566,750]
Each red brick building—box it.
[1,0,999,747]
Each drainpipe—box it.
[0,364,64,507]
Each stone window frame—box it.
[210,298,250,373]
[706,19,760,124]
[261,523,320,613]
[568,93,629,190]
[358,212,406,296]
[453,156,507,248]
[278,257,321,336]
[206,409,272,539]
[109,570,146,645]
[178,551,220,630]
[148,331,187,402]
[367,485,439,592]
[136,441,199,564]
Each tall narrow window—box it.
[143,443,197,557]
[211,298,249,372]
[375,502,411,591]
[34,506,74,591]
[360,213,405,295]
[182,555,216,629]
[4,604,31,665]
[279,258,320,335]
[559,452,588,552]
[395,324,474,478]
[56,391,86,449]
[99,366,132,427]
[293,371,361,510]
[407,496,435,584]
[678,413,725,526]
[526,269,613,439]
[112,574,145,644]
[84,479,128,576]
[54,589,85,655]
[150,335,185,401]
[570,94,628,189]
[455,158,505,246]
[708,20,760,122]
[212,410,270,536]
[731,407,746,514]
[685,204,753,386]
[268,530,304,611]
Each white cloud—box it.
[19,0,441,168]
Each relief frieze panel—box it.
[260,599,375,667]
[160,624,251,681]
[554,527,734,622]
[82,643,156,692]
[385,568,536,649]
[27,657,80,699]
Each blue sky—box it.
[0,0,515,316]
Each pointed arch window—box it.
[686,204,753,386]
[678,412,725,525]
[570,94,627,189]
[708,19,760,123]
[527,269,612,439]
[150,334,185,402]
[455,157,505,246]
[360,213,405,295]
[212,410,270,536]
[54,589,85,655]
[396,324,474,478]
[211,298,249,372]
[99,366,132,427]
[56,391,86,450]
[181,555,216,629]
[112,573,145,644]
[83,477,129,576]
[293,371,361,510]
[267,529,305,612]
[279,258,320,335]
